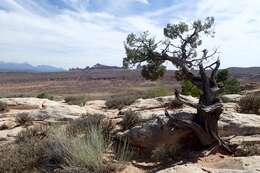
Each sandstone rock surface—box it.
[221,94,242,103]
[157,156,260,173]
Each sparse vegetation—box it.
[106,86,171,109]
[50,127,114,173]
[142,86,170,98]
[216,69,229,83]
[0,117,131,173]
[105,95,137,109]
[181,80,201,97]
[222,79,241,94]
[37,92,54,100]
[16,126,48,143]
[121,110,141,130]
[15,112,33,126]
[238,95,260,114]
[64,96,88,106]
[66,113,106,136]
[0,127,48,173]
[217,69,241,94]
[0,101,9,112]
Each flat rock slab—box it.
[221,94,243,103]
[228,135,260,156]
[0,97,86,118]
[85,100,119,118]
[157,156,260,173]
[219,112,260,136]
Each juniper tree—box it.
[123,17,231,153]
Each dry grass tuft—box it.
[121,110,141,131]
[15,112,33,126]
[0,101,9,112]
[238,95,260,115]
[64,96,88,106]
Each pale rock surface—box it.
[0,97,87,142]
[120,95,196,121]
[118,100,260,149]
[157,156,260,173]
[221,94,243,103]
[228,135,260,156]
[0,97,86,119]
[219,112,260,136]
[85,100,119,118]
[223,102,238,112]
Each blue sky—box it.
[0,0,259,69]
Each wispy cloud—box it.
[0,0,259,68]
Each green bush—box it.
[121,110,141,130]
[64,96,88,106]
[0,101,9,112]
[238,95,260,114]
[223,79,241,94]
[216,69,241,95]
[180,72,240,96]
[37,92,54,100]
[105,95,137,109]
[181,80,201,97]
[216,69,229,83]
[0,121,128,173]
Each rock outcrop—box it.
[117,95,260,151]
[0,94,260,173]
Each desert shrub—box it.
[151,145,180,161]
[15,112,33,126]
[0,101,9,112]
[167,99,183,109]
[121,110,141,130]
[0,117,130,173]
[113,139,133,163]
[216,69,229,83]
[223,79,241,94]
[0,127,48,173]
[215,69,241,95]
[64,96,88,106]
[66,114,106,136]
[142,86,170,99]
[181,80,201,97]
[37,92,54,100]
[105,95,137,109]
[238,95,260,114]
[48,127,112,173]
[16,126,48,143]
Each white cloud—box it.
[0,0,260,69]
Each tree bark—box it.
[170,62,232,153]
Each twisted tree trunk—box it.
[166,61,232,154]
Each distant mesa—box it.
[0,61,65,73]
[69,63,123,71]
